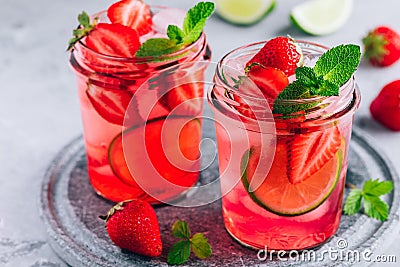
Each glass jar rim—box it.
[215,40,354,103]
[211,40,360,126]
[73,7,206,63]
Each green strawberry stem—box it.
[345,182,358,190]
[67,11,98,51]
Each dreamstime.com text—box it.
[257,239,397,263]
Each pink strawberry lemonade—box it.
[210,41,360,250]
[70,5,211,203]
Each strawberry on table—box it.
[363,26,400,67]
[100,200,162,257]
[246,36,303,76]
[370,80,400,131]
[107,0,153,36]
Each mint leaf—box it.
[364,195,389,222]
[295,66,317,86]
[183,19,207,45]
[136,38,181,57]
[363,179,393,197]
[167,240,191,265]
[273,43,360,115]
[167,25,184,43]
[318,80,339,96]
[136,2,214,58]
[344,189,363,215]
[191,233,212,259]
[172,220,191,239]
[273,80,316,114]
[182,2,214,44]
[314,44,361,86]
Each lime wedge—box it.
[241,140,344,216]
[290,0,353,35]
[215,0,276,26]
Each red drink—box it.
[70,8,211,203]
[209,41,360,250]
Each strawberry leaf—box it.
[172,220,191,239]
[167,240,191,265]
[344,179,393,221]
[168,220,212,264]
[190,233,212,259]
[343,189,362,215]
[363,195,389,222]
[67,11,97,51]
[363,179,393,197]
[78,11,91,27]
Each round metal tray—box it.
[40,127,400,267]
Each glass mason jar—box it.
[69,8,211,203]
[209,41,360,250]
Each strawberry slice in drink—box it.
[107,0,153,36]
[287,126,342,184]
[241,127,344,216]
[108,117,201,201]
[80,23,142,74]
[157,71,205,117]
[234,65,289,119]
[86,81,142,126]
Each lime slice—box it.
[241,140,344,216]
[215,0,276,26]
[290,0,353,36]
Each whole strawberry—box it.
[363,26,400,67]
[370,80,400,131]
[100,200,162,257]
[246,36,303,76]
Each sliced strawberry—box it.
[233,65,289,119]
[158,71,204,116]
[107,0,152,36]
[85,23,140,58]
[287,126,342,184]
[246,64,289,99]
[86,82,142,126]
[246,36,303,76]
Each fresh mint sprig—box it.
[167,220,212,265]
[344,179,393,222]
[136,2,214,57]
[273,44,361,115]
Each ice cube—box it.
[152,8,186,35]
